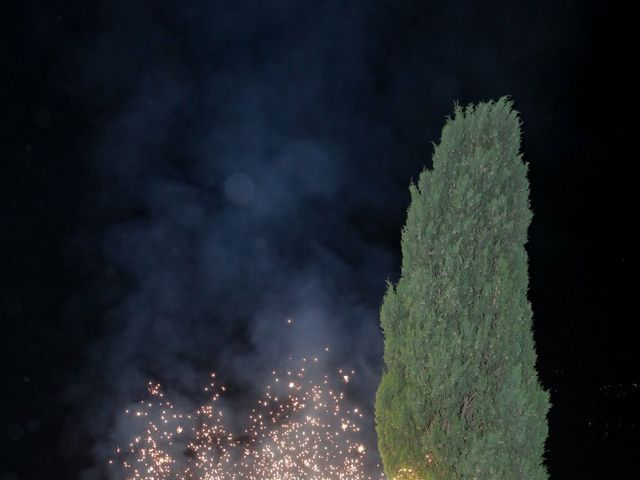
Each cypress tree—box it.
[375,98,550,479]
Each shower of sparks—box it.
[110,353,380,480]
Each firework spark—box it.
[110,353,380,480]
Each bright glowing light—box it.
[392,468,419,480]
[110,352,379,480]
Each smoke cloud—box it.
[66,2,399,478]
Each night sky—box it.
[1,1,636,478]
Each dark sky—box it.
[1,1,636,478]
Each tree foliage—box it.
[375,98,550,479]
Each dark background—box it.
[1,1,636,478]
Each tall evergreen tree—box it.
[375,98,550,479]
